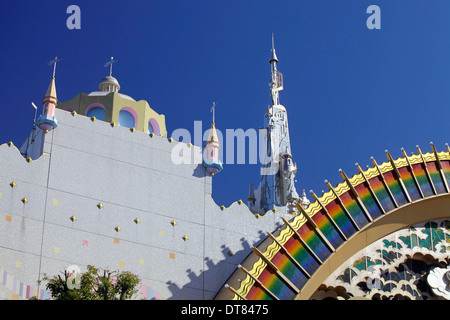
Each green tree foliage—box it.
[38,265,141,300]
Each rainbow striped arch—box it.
[215,143,450,300]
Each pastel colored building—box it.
[0,54,292,300]
[58,75,166,137]
[0,42,449,301]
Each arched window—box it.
[86,103,106,121]
[148,118,160,136]
[119,107,137,129]
[148,122,154,134]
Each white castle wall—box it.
[0,108,290,300]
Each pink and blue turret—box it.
[203,103,223,175]
[203,122,223,175]
[36,58,60,131]
[36,77,58,131]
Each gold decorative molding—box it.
[348,172,365,187]
[319,189,336,207]
[363,166,380,180]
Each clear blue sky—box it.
[0,1,449,208]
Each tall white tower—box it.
[247,35,307,214]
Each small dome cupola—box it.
[99,57,120,92]
[99,75,120,93]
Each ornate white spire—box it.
[247,35,309,215]
[269,34,283,106]
[269,33,278,64]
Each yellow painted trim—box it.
[317,189,336,207]
[438,150,450,161]
[423,151,436,162]
[275,227,295,247]
[378,160,393,173]
[364,166,380,179]
[305,200,321,215]
[407,153,422,165]
[264,241,281,261]
[334,181,350,196]
[393,156,408,168]
[348,172,365,188]
[235,274,256,299]
[236,259,267,296]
